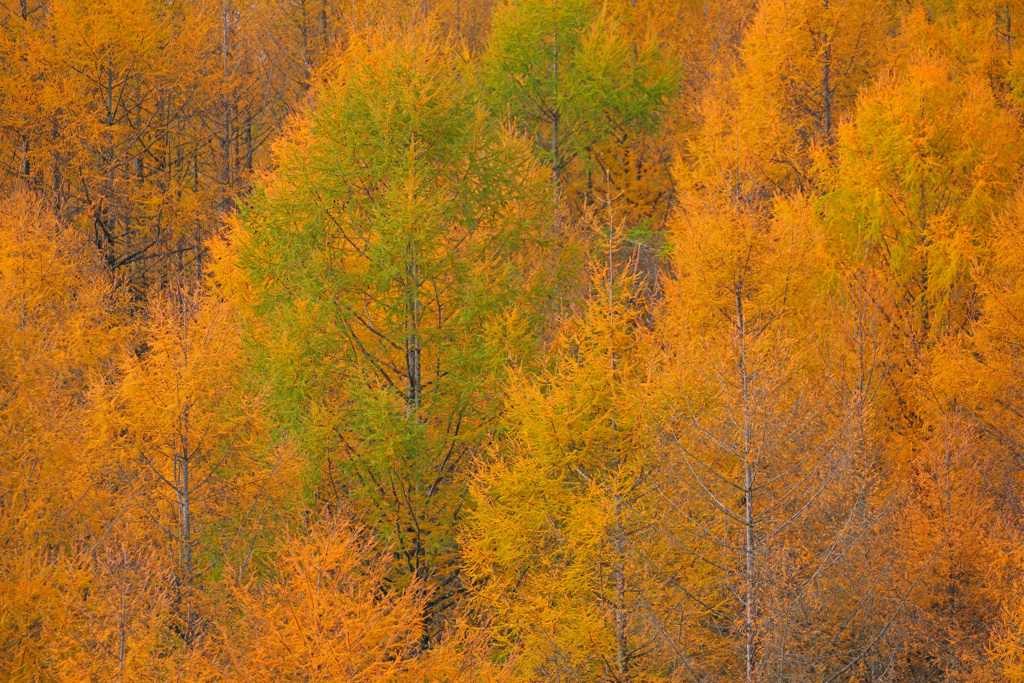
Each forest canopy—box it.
[3,1,1024,681]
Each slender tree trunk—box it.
[607,178,629,679]
[1006,4,1013,52]
[176,298,195,644]
[221,0,233,201]
[178,408,192,584]
[174,400,196,644]
[821,2,833,142]
[737,277,756,683]
[614,509,628,677]
[19,139,29,181]
[320,0,329,54]
[407,246,421,412]
[118,549,127,680]
[406,136,422,413]
[551,11,560,230]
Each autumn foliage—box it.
[5,1,1024,681]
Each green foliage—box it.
[234,26,549,595]
[483,0,676,176]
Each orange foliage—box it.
[217,514,514,682]
[3,1,1024,680]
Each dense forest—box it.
[4,0,1024,680]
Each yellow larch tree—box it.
[736,0,896,189]
[462,281,660,681]
[927,186,1024,681]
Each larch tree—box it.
[233,24,549,627]
[0,0,315,288]
[31,0,219,283]
[735,0,895,189]
[482,0,676,224]
[88,285,299,653]
[917,187,1024,681]
[0,192,123,680]
[52,543,180,682]
[462,280,656,681]
[821,30,1024,681]
[647,149,898,680]
[824,50,1020,356]
[215,513,515,682]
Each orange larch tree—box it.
[85,285,300,657]
[215,512,515,682]
[0,191,124,680]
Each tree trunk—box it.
[737,277,757,683]
[821,2,833,142]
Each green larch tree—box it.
[482,0,675,222]
[232,25,549,627]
